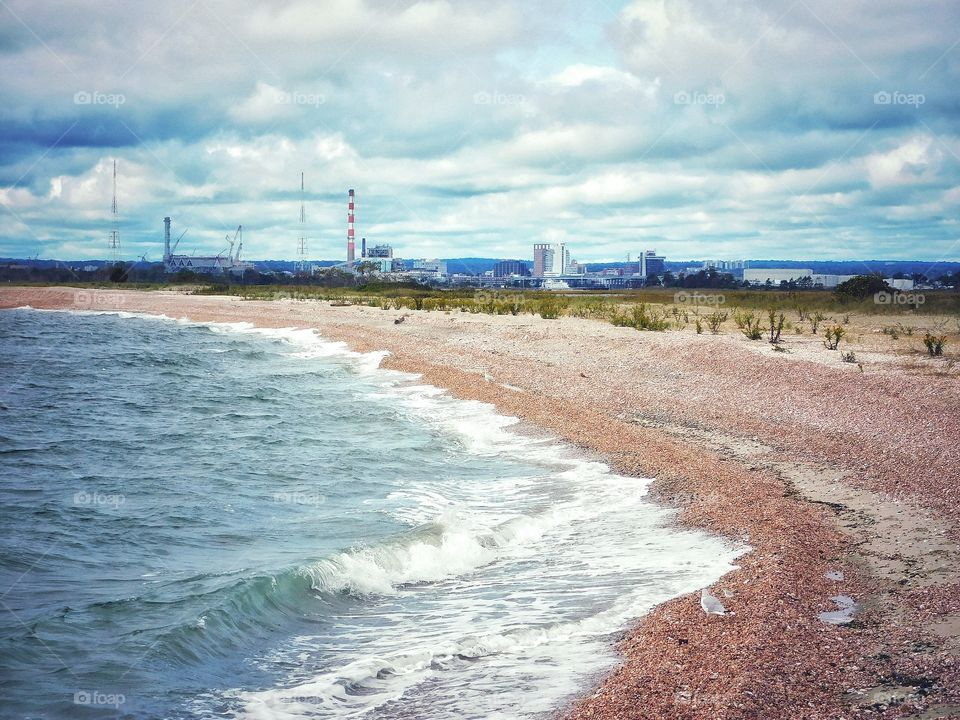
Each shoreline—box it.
[4,287,960,719]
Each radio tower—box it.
[347,188,355,263]
[108,159,121,263]
[296,171,307,273]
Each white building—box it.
[413,259,447,275]
[744,269,914,290]
[533,243,571,276]
[743,268,814,285]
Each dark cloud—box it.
[0,0,957,261]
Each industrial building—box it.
[162,217,253,275]
[413,259,447,275]
[743,269,914,290]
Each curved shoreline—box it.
[3,287,960,719]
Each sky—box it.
[0,0,958,263]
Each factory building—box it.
[162,216,253,275]
[743,269,914,290]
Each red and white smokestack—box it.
[347,188,356,263]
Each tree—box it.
[109,262,129,283]
[835,274,893,300]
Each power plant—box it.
[162,217,253,275]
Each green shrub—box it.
[923,333,946,356]
[740,312,762,340]
[823,325,845,350]
[706,311,727,334]
[768,309,785,344]
[538,300,562,319]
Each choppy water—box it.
[0,307,741,719]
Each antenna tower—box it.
[108,159,121,263]
[297,171,307,272]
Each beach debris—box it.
[394,314,409,325]
[825,570,844,581]
[483,372,494,382]
[700,589,726,615]
[722,588,735,598]
[818,595,857,625]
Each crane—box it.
[170,229,187,255]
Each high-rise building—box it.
[533,243,570,276]
[638,249,666,277]
[533,244,553,277]
[493,260,530,278]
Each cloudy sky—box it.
[1,0,958,263]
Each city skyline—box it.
[0,1,958,263]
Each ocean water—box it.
[0,307,742,719]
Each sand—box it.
[3,286,960,719]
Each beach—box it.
[3,286,959,719]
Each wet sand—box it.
[3,286,959,719]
